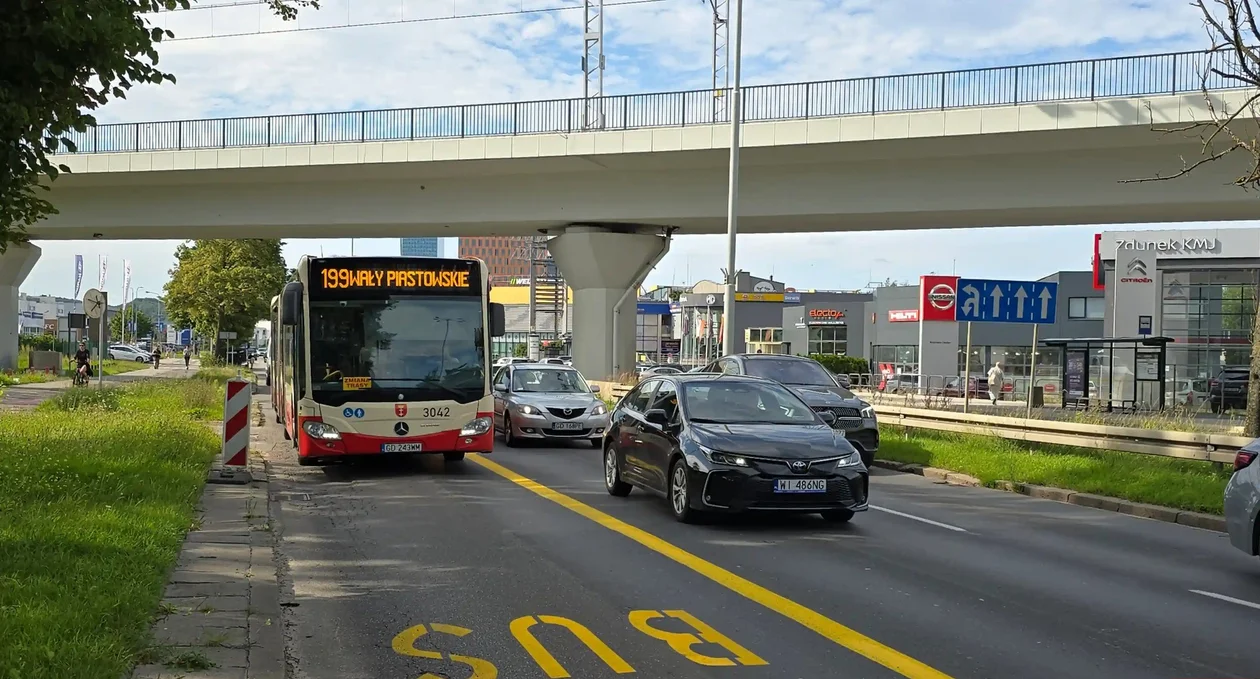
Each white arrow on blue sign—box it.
[954,278,1058,324]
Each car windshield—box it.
[681,380,819,425]
[742,357,854,395]
[512,368,590,393]
[308,296,485,402]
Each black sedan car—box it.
[698,354,879,468]
[603,373,869,523]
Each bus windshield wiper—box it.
[418,377,475,402]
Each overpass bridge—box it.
[6,49,1258,376]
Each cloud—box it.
[22,0,1233,299]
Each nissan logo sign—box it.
[928,283,956,311]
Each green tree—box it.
[110,306,156,341]
[164,239,286,358]
[0,0,317,253]
[1129,1,1260,434]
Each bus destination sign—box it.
[320,267,470,290]
[309,258,481,296]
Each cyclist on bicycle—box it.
[73,341,92,383]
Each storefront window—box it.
[871,344,917,375]
[745,327,785,354]
[807,325,848,355]
[1161,268,1259,379]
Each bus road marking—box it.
[509,615,634,678]
[391,622,498,679]
[629,609,767,667]
[469,453,956,679]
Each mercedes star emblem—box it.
[394,422,409,436]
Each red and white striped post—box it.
[210,378,253,484]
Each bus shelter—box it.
[1040,336,1172,412]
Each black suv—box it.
[698,354,879,467]
[1209,368,1250,413]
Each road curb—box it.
[870,460,1226,533]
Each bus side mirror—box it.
[489,303,506,337]
[280,282,303,326]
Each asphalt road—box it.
[262,423,1260,679]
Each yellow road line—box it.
[469,454,955,679]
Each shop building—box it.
[780,293,873,357]
[863,271,1104,387]
[1098,227,1259,382]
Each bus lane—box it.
[264,445,939,679]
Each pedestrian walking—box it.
[184,347,192,370]
[986,361,1005,405]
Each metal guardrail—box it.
[589,380,1247,464]
[62,49,1245,155]
[877,405,1247,465]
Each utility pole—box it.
[582,0,605,129]
[707,0,730,123]
[720,0,744,356]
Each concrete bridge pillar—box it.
[547,226,670,381]
[0,243,41,371]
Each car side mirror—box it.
[644,409,669,427]
[817,410,836,425]
[590,384,601,394]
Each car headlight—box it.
[460,416,492,436]
[518,404,542,416]
[700,445,749,467]
[302,420,341,440]
[836,450,863,467]
[591,403,607,416]
[859,404,875,419]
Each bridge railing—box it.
[61,49,1246,155]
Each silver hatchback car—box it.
[1224,441,1260,562]
[492,363,611,447]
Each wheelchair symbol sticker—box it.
[343,407,354,418]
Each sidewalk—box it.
[131,399,285,679]
[0,360,206,411]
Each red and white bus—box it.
[271,255,505,465]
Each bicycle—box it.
[72,363,91,387]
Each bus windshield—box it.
[308,296,486,404]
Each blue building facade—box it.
[400,237,441,257]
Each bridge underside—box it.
[22,117,1260,378]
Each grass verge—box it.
[878,425,1232,515]
[0,378,223,679]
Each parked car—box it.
[698,354,878,468]
[492,363,610,447]
[1208,368,1249,413]
[1224,440,1260,564]
[603,373,868,523]
[108,344,151,362]
[493,356,532,368]
[642,365,683,376]
[931,376,989,398]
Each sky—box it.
[20,0,1243,299]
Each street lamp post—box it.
[720,0,744,356]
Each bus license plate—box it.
[774,479,826,493]
[381,443,423,453]
[552,422,583,431]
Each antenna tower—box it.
[582,0,606,129]
[708,0,729,123]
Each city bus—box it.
[272,255,505,465]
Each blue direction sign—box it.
[954,278,1058,324]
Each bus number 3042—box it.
[421,407,451,418]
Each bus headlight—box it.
[460,416,492,436]
[303,420,342,440]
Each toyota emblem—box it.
[394,422,409,436]
[790,460,808,473]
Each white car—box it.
[109,344,151,362]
